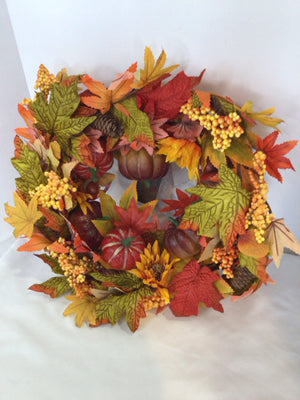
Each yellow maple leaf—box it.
[157,137,201,181]
[240,101,284,130]
[63,295,98,327]
[4,192,42,238]
[132,46,179,89]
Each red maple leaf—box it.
[169,260,224,316]
[137,70,205,119]
[160,188,200,217]
[257,130,298,182]
[114,198,156,234]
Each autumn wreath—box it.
[5,47,300,331]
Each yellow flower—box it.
[130,240,179,308]
[157,137,201,181]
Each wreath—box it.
[5,47,300,332]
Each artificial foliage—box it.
[4,47,300,332]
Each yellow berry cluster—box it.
[212,246,239,278]
[50,238,93,297]
[245,151,274,243]
[29,170,77,211]
[180,98,244,151]
[143,291,169,311]
[34,64,57,97]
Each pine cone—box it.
[91,111,124,138]
[225,265,257,295]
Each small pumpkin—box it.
[101,227,145,270]
[163,225,202,259]
[118,148,169,180]
[73,139,113,180]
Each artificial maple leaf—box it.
[39,206,66,233]
[160,188,200,217]
[15,103,39,142]
[169,260,224,316]
[114,198,157,234]
[119,180,138,209]
[95,285,153,332]
[240,101,284,129]
[256,130,298,182]
[63,295,98,327]
[35,253,64,275]
[29,276,70,298]
[91,268,144,291]
[31,80,96,152]
[137,70,205,119]
[193,89,212,108]
[266,218,300,267]
[5,192,42,238]
[182,164,251,248]
[113,96,155,147]
[132,46,178,89]
[17,232,52,251]
[81,63,136,114]
[157,136,202,180]
[11,136,47,195]
[167,115,203,141]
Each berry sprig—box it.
[245,151,274,243]
[212,246,240,278]
[29,171,77,211]
[180,99,244,151]
[34,64,58,98]
[50,238,93,298]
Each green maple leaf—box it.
[11,139,46,194]
[29,276,70,298]
[90,269,144,291]
[95,285,153,332]
[183,164,250,248]
[35,253,65,275]
[31,80,96,152]
[113,96,154,145]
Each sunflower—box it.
[157,136,201,181]
[130,240,179,309]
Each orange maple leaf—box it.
[17,232,52,251]
[81,63,137,114]
[257,130,298,182]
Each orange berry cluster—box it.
[50,238,93,297]
[245,151,274,243]
[180,98,244,151]
[29,171,77,211]
[34,64,57,97]
[212,246,239,278]
[143,291,168,311]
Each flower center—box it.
[150,263,165,282]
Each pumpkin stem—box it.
[122,236,134,247]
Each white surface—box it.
[1,2,300,399]
[0,243,299,400]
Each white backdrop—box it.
[1,1,300,399]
